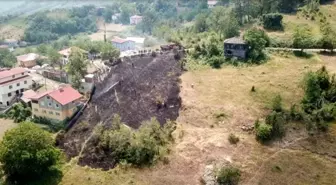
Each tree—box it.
[7,103,31,123]
[261,13,283,30]
[320,21,336,52]
[103,8,113,23]
[207,7,239,39]
[194,13,208,33]
[0,49,16,67]
[100,42,120,60]
[120,6,132,24]
[243,28,270,61]
[293,26,315,53]
[0,123,61,182]
[67,48,88,89]
[138,10,158,34]
[47,48,62,68]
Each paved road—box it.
[266,47,332,53]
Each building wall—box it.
[31,96,79,121]
[224,43,248,59]
[0,75,33,106]
[19,59,36,68]
[112,41,135,51]
[130,17,142,25]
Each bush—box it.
[217,166,241,185]
[271,94,283,112]
[0,122,61,183]
[98,116,175,167]
[228,134,240,144]
[255,122,273,142]
[265,111,286,138]
[244,28,270,62]
[31,116,65,132]
[261,13,283,30]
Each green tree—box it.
[47,48,62,68]
[243,27,270,61]
[0,123,62,183]
[320,21,336,52]
[293,26,315,53]
[103,8,113,23]
[100,42,120,60]
[138,10,158,34]
[194,13,208,33]
[67,48,88,89]
[207,7,239,39]
[7,103,31,123]
[0,49,16,67]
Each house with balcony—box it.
[30,85,82,121]
[0,68,33,107]
[224,37,249,60]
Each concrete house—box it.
[0,68,33,107]
[130,15,143,25]
[16,53,40,68]
[30,85,82,121]
[224,37,249,59]
[111,38,136,51]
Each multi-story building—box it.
[30,85,82,121]
[0,68,33,106]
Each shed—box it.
[224,37,248,59]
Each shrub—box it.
[217,166,241,185]
[251,86,256,92]
[271,94,283,112]
[255,122,273,141]
[265,111,286,138]
[261,13,283,30]
[31,116,65,132]
[228,134,240,144]
[0,122,61,183]
[244,27,270,62]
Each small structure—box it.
[30,85,82,121]
[3,39,18,48]
[208,0,218,8]
[224,37,248,60]
[112,13,121,22]
[58,47,88,65]
[130,15,143,25]
[42,69,69,83]
[111,37,136,51]
[20,89,37,106]
[80,74,95,98]
[16,53,40,68]
[0,68,33,107]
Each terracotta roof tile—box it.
[0,68,28,79]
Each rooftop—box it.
[58,47,87,56]
[224,37,246,44]
[111,37,134,44]
[130,15,143,19]
[0,68,28,79]
[126,37,145,44]
[16,53,40,62]
[31,85,82,105]
[208,0,218,5]
[21,90,37,103]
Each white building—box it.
[130,15,143,25]
[208,0,218,8]
[0,68,33,107]
[111,37,136,51]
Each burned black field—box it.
[58,51,184,168]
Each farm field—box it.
[58,52,336,185]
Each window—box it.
[56,104,59,108]
[49,111,53,115]
[12,75,15,78]
[21,72,24,75]
[8,93,11,97]
[34,109,38,112]
[17,83,20,87]
[9,85,12,89]
[48,103,52,107]
[24,81,27,84]
[47,96,50,100]
[56,112,60,116]
[0,102,2,105]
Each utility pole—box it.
[104,23,107,43]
